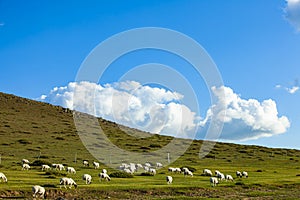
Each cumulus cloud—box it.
[198,86,290,141]
[40,81,197,138]
[284,0,300,32]
[40,81,290,141]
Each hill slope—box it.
[0,92,300,199]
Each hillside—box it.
[0,92,300,199]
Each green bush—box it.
[139,172,154,176]
[109,171,134,178]
[31,159,52,166]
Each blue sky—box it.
[1,0,300,149]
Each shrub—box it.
[109,171,134,178]
[31,160,51,166]
[139,172,154,176]
[256,169,263,172]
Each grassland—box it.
[0,92,300,199]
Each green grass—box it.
[0,92,300,199]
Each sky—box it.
[0,0,300,149]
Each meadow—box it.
[0,92,300,199]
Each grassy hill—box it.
[0,92,300,199]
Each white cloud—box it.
[40,81,197,138]
[275,82,299,94]
[198,86,290,141]
[40,82,290,141]
[284,0,300,32]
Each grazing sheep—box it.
[168,167,176,173]
[175,168,182,173]
[66,167,76,174]
[83,160,89,167]
[144,166,150,172]
[236,171,242,178]
[166,176,173,184]
[136,163,143,169]
[149,168,156,175]
[215,170,221,176]
[203,169,213,176]
[22,159,30,164]
[217,172,225,181]
[60,177,77,189]
[145,162,151,167]
[102,169,107,174]
[0,172,7,183]
[226,174,234,182]
[32,185,46,199]
[42,165,51,171]
[82,174,92,184]
[93,162,100,169]
[22,163,30,170]
[156,162,163,168]
[184,170,193,177]
[210,177,219,187]
[242,171,248,178]
[182,167,189,173]
[99,172,111,181]
[57,164,65,171]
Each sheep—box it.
[226,174,234,182]
[145,162,151,167]
[52,164,64,171]
[124,168,133,174]
[83,160,89,167]
[22,163,30,170]
[242,171,248,178]
[66,166,76,174]
[182,167,189,173]
[82,174,92,184]
[149,168,156,175]
[102,169,107,174]
[184,170,193,177]
[203,169,213,176]
[0,172,7,183]
[166,176,173,184]
[168,167,176,173]
[42,164,51,171]
[236,171,242,178]
[22,159,30,164]
[99,172,111,181]
[217,172,225,181]
[156,162,163,168]
[144,166,150,172]
[60,177,77,189]
[136,163,143,169]
[175,168,182,173]
[93,162,100,169]
[215,170,221,176]
[32,185,46,199]
[210,177,219,187]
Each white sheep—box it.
[66,166,76,174]
[124,168,133,174]
[226,174,234,182]
[99,172,111,181]
[144,166,150,172]
[145,162,151,167]
[156,162,163,168]
[0,172,7,183]
[22,159,30,164]
[136,163,143,169]
[149,168,156,175]
[203,169,212,176]
[210,177,219,187]
[166,176,173,184]
[184,170,193,177]
[217,172,225,181]
[82,174,92,184]
[41,165,50,171]
[60,177,77,189]
[175,168,182,173]
[32,185,46,199]
[236,171,242,178]
[22,163,30,170]
[93,162,100,169]
[57,164,65,171]
[168,167,176,173]
[215,170,221,176]
[102,169,107,174]
[83,160,89,167]
[182,167,189,173]
[242,171,248,178]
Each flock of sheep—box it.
[0,159,249,199]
